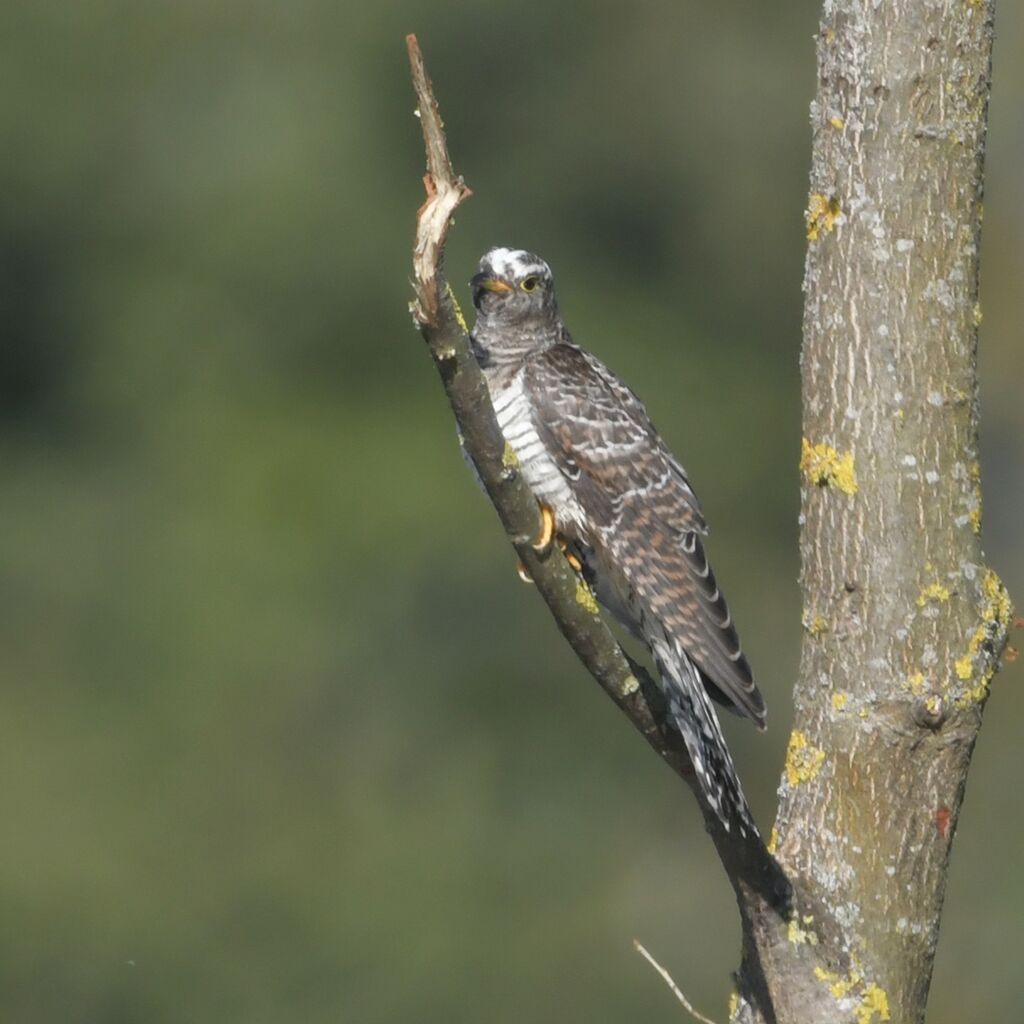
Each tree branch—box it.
[633,939,723,1024]
[404,34,790,935]
[406,32,677,778]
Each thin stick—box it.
[406,33,457,189]
[406,33,472,327]
[633,939,723,1024]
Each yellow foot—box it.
[557,536,583,572]
[533,502,556,553]
[516,560,534,584]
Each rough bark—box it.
[406,3,1009,1018]
[759,2,1010,1023]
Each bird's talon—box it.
[555,534,583,572]
[516,560,534,584]
[532,503,556,553]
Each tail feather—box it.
[652,639,759,837]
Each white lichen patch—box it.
[922,278,956,311]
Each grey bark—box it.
[407,0,1010,1017]
[750,2,1009,1022]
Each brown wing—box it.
[523,341,765,726]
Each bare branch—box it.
[407,33,684,780]
[407,35,470,328]
[633,940,722,1024]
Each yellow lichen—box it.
[575,578,599,615]
[906,671,926,696]
[968,461,983,533]
[767,826,778,855]
[916,582,951,607]
[814,966,860,1000]
[969,500,983,535]
[831,691,848,711]
[502,442,520,470]
[955,570,1014,704]
[787,917,818,946]
[802,610,830,635]
[829,116,845,129]
[728,990,740,1021]
[806,193,843,240]
[445,282,469,334]
[800,439,858,494]
[857,984,891,1024]
[784,730,825,786]
[982,569,1013,623]
[814,968,890,1023]
[972,302,984,326]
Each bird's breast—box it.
[489,369,584,531]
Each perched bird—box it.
[469,247,766,835]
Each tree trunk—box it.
[749,2,1010,1022]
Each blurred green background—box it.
[1,2,1020,1021]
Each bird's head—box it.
[470,248,558,329]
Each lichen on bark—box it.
[765,2,1010,1022]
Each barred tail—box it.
[651,638,759,837]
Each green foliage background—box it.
[1,3,1020,1021]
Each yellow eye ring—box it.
[520,276,540,292]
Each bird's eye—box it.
[520,276,540,292]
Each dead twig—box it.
[633,939,723,1024]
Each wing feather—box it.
[523,342,766,726]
